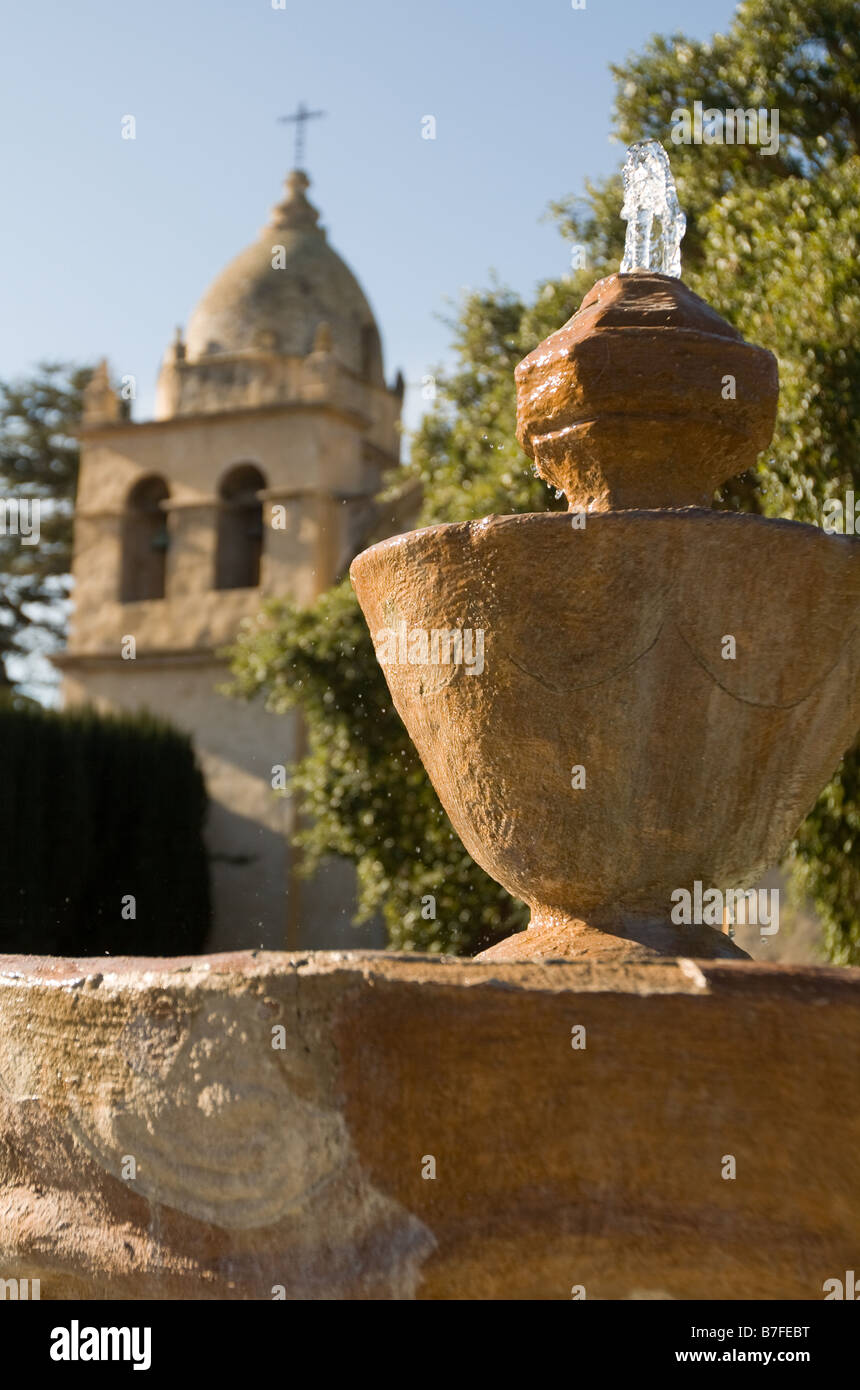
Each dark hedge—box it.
[0,704,210,954]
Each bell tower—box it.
[60,168,405,950]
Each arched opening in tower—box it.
[120,475,170,602]
[215,463,267,590]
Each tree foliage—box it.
[0,363,91,697]
[230,0,860,958]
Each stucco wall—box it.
[61,394,395,953]
[62,661,383,953]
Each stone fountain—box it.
[1,143,859,1301]
[351,141,860,964]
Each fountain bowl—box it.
[351,508,860,959]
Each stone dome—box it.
[183,171,385,384]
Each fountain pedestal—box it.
[351,273,860,962]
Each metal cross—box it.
[278,102,326,170]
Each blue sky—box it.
[1,0,739,432]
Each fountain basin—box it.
[1,949,858,1299]
[351,509,860,957]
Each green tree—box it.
[0,363,92,699]
[230,0,860,958]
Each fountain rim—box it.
[2,949,859,993]
[351,506,859,572]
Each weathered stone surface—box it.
[479,912,749,962]
[0,950,857,1300]
[351,270,859,959]
[351,511,860,959]
[514,272,779,513]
